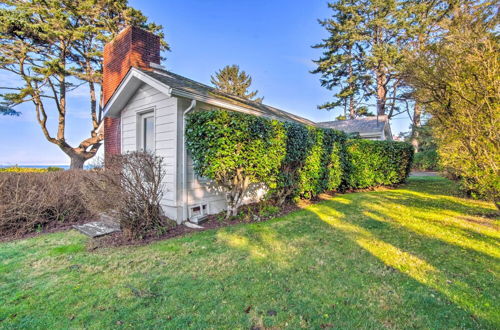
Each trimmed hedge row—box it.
[186,110,413,215]
[345,139,414,188]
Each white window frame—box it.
[137,109,155,152]
[189,203,209,220]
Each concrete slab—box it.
[73,221,121,238]
[184,221,204,229]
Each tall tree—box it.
[363,0,410,118]
[312,0,370,119]
[314,0,409,120]
[211,65,263,103]
[0,0,167,168]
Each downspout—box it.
[182,99,197,222]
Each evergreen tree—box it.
[312,0,369,119]
[313,0,452,124]
[211,65,263,103]
[363,0,410,118]
[314,0,408,119]
[0,0,167,168]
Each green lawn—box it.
[1,177,498,329]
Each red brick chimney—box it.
[102,26,161,159]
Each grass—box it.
[0,176,498,329]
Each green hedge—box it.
[296,127,348,198]
[185,110,286,217]
[186,110,413,214]
[345,140,414,188]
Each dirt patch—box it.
[87,202,303,249]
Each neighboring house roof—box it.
[317,116,391,139]
[139,68,317,126]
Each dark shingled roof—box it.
[317,116,389,135]
[139,68,317,126]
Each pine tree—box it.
[211,65,263,103]
[312,0,370,119]
[313,0,409,120]
[0,0,167,168]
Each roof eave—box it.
[171,88,317,126]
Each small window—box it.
[191,206,202,217]
[190,204,208,219]
[140,112,154,152]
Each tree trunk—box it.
[349,96,355,119]
[376,71,387,116]
[411,102,422,152]
[69,155,86,169]
[347,51,356,119]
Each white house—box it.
[101,27,392,224]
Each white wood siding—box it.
[120,83,179,219]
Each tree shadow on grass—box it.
[2,179,498,329]
[211,179,499,328]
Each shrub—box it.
[296,128,348,198]
[259,203,280,218]
[0,170,91,237]
[86,152,170,240]
[321,128,348,192]
[345,140,414,188]
[413,150,439,171]
[273,122,314,204]
[186,110,286,217]
[297,127,326,199]
[406,6,499,209]
[186,110,414,212]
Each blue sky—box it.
[0,0,411,166]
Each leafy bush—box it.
[0,170,91,237]
[273,122,314,204]
[297,127,326,199]
[321,129,348,192]
[345,140,414,188]
[296,128,348,199]
[86,152,171,240]
[413,150,439,171]
[186,110,413,214]
[406,6,499,209]
[0,166,63,173]
[259,203,280,218]
[186,110,286,217]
